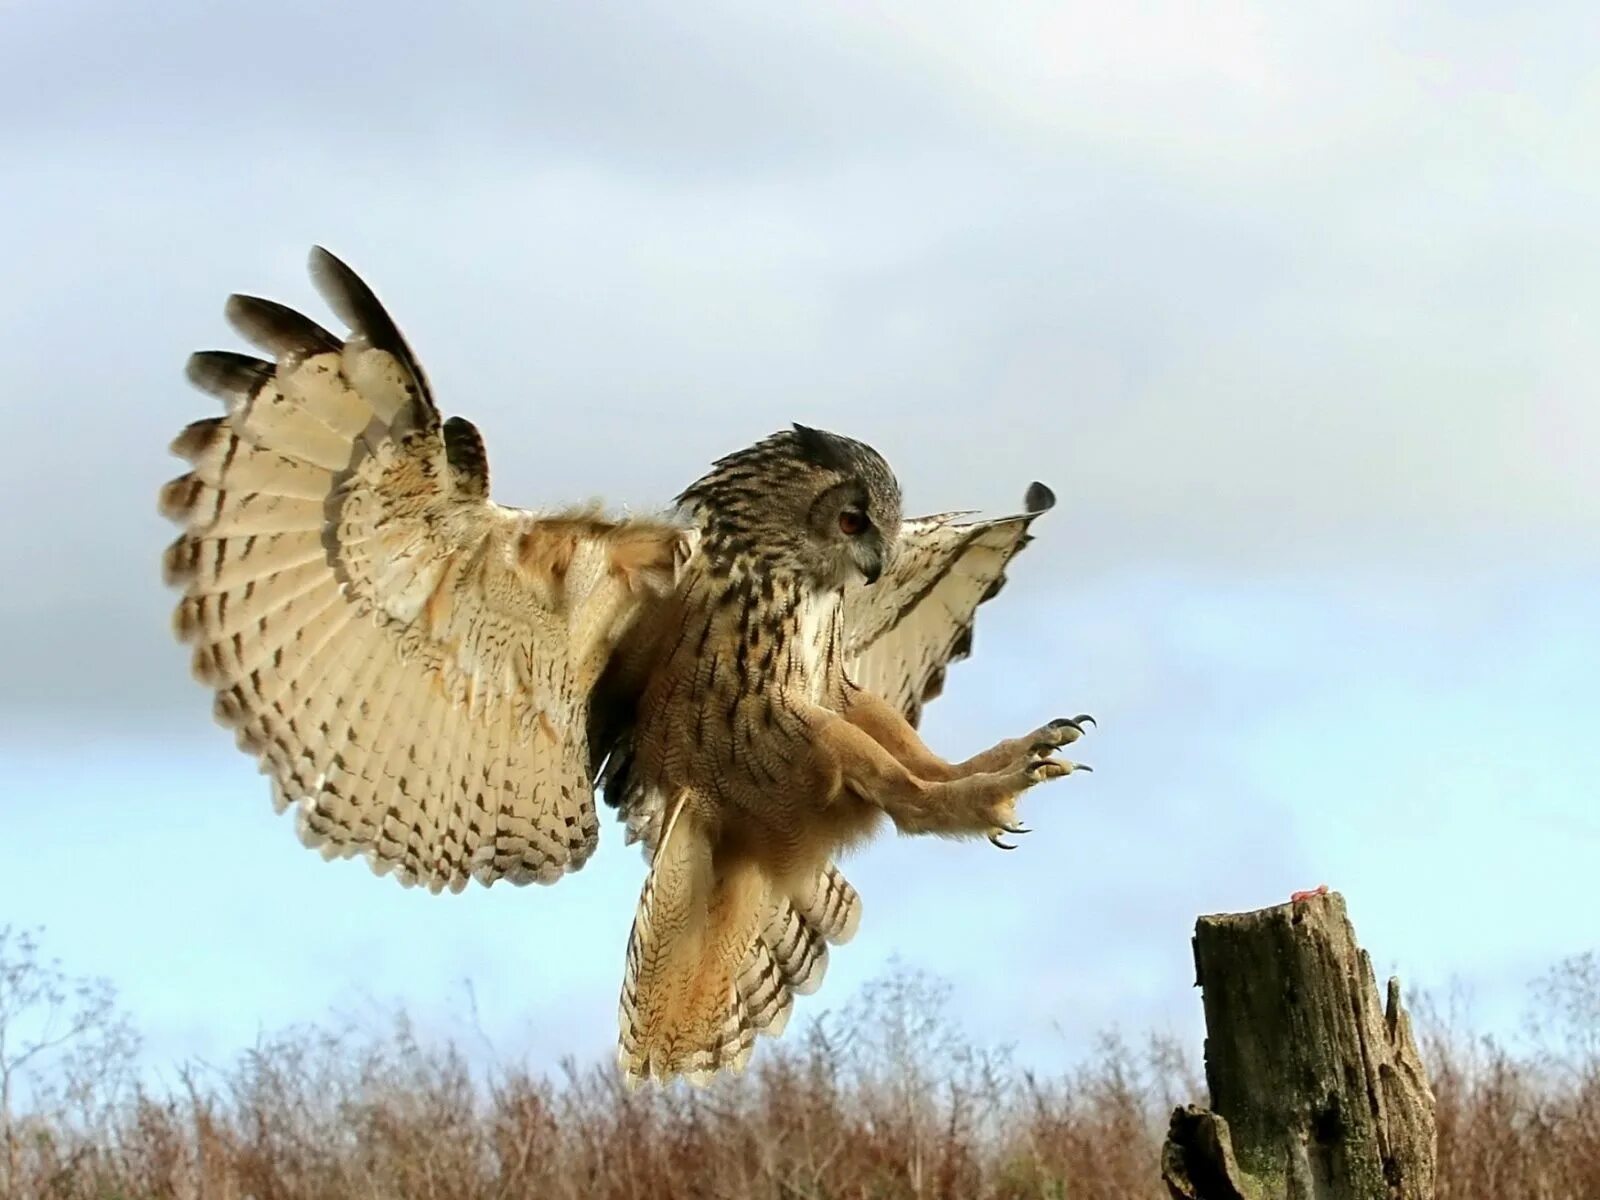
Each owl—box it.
[160,249,1092,1086]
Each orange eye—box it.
[838,510,869,536]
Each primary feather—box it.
[162,248,693,894]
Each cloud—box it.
[3,4,1596,729]
[0,1,967,173]
[0,2,1593,1075]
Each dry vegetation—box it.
[2,927,1596,1200]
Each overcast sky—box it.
[2,2,1596,1080]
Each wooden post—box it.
[1160,891,1436,1200]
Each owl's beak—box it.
[859,540,885,585]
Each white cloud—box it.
[0,3,1593,1072]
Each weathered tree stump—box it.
[1161,891,1436,1200]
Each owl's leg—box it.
[841,687,1092,783]
[839,688,961,781]
[816,714,1084,844]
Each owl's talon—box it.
[988,833,1019,850]
[1031,714,1095,754]
[1026,758,1077,782]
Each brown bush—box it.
[2,928,1596,1199]
[1423,955,1600,1200]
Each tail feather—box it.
[618,807,863,1087]
[794,863,863,945]
[761,900,828,997]
[736,936,793,1038]
[618,796,755,1086]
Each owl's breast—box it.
[790,590,844,707]
[617,571,848,830]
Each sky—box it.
[1,2,1596,1083]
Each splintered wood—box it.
[1162,891,1436,1200]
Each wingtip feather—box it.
[186,350,271,403]
[225,293,341,358]
[306,245,389,345]
[305,246,359,325]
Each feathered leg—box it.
[841,688,1092,782]
[817,711,1084,845]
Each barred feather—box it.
[794,863,863,945]
[162,246,692,892]
[615,777,860,1087]
[843,484,1054,726]
[618,796,762,1087]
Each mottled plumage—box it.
[161,249,1092,1088]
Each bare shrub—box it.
[2,930,1597,1199]
[1420,954,1600,1200]
[0,925,139,1195]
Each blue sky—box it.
[2,1,1596,1081]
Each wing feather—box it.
[163,247,693,889]
[843,484,1054,725]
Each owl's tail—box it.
[617,795,861,1087]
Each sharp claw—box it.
[988,833,1018,851]
[1074,763,1093,773]
[1048,718,1084,736]
[1075,714,1096,728]
[1001,822,1030,835]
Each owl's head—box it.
[678,424,904,590]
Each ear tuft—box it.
[790,423,855,472]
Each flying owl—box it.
[160,248,1092,1086]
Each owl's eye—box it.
[838,510,870,536]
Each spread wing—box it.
[161,247,693,893]
[842,483,1055,725]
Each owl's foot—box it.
[957,713,1094,778]
[982,753,1088,850]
